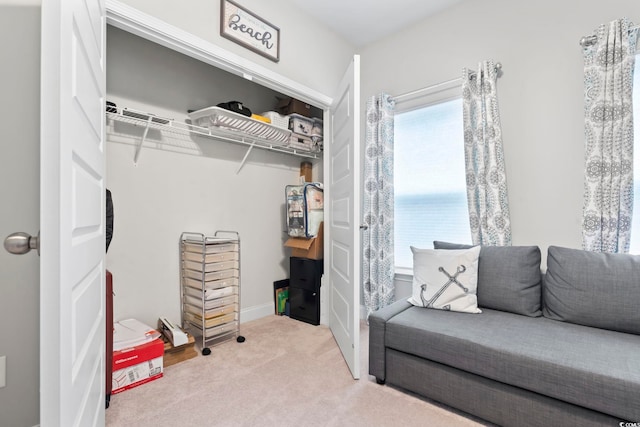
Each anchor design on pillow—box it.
[419,265,468,309]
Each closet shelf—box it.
[106,107,322,163]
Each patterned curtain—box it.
[462,60,512,246]
[363,93,395,318]
[582,18,638,253]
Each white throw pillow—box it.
[407,246,482,314]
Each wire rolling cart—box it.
[180,231,245,355]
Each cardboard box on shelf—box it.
[284,222,324,260]
[275,97,311,117]
[112,337,164,394]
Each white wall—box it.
[117,0,356,97]
[0,2,41,426]
[105,2,353,327]
[360,0,640,299]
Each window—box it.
[394,97,471,269]
[630,52,640,254]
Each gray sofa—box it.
[369,244,640,426]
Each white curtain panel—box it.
[462,61,512,246]
[363,93,395,318]
[582,18,638,253]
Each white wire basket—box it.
[189,106,291,145]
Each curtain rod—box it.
[391,62,502,103]
[579,25,640,47]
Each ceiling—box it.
[286,0,464,47]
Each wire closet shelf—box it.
[106,106,322,163]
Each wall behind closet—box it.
[360,0,640,296]
[118,0,355,97]
[106,2,354,327]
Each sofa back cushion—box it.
[433,242,542,316]
[543,246,640,335]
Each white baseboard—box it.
[241,300,367,325]
[240,302,273,324]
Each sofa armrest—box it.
[368,299,413,382]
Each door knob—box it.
[4,231,40,255]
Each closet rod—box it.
[579,25,640,47]
[391,62,502,103]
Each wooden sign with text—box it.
[220,0,280,62]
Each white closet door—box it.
[40,0,107,425]
[327,55,361,379]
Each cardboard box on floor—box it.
[162,332,197,367]
[284,222,323,259]
[112,337,164,394]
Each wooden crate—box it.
[162,332,197,367]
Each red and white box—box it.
[112,337,164,394]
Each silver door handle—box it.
[4,231,40,256]
[360,224,368,230]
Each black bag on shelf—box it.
[106,101,117,113]
[216,101,252,117]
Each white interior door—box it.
[40,0,107,425]
[327,55,361,379]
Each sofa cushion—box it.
[433,241,542,316]
[408,246,481,313]
[384,306,640,421]
[543,245,640,335]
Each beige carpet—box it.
[106,315,487,427]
